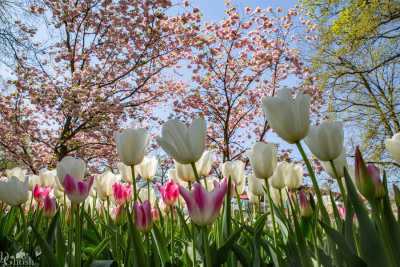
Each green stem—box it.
[147,181,150,203]
[170,206,174,263]
[190,162,201,183]
[192,225,197,267]
[329,160,347,200]
[264,179,277,247]
[19,206,27,250]
[75,204,82,267]
[131,165,137,202]
[296,142,329,221]
[202,226,212,267]
[235,186,244,224]
[68,204,74,266]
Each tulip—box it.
[137,156,158,181]
[138,186,156,206]
[151,207,160,221]
[221,160,245,185]
[321,150,348,179]
[269,186,287,206]
[179,179,227,226]
[159,179,179,206]
[247,174,264,196]
[270,162,287,190]
[112,182,132,205]
[338,205,346,220]
[283,163,303,190]
[133,200,153,232]
[175,161,196,182]
[5,167,27,182]
[110,205,124,223]
[57,156,86,185]
[385,132,400,163]
[94,170,119,200]
[248,142,277,179]
[117,162,138,183]
[196,150,213,177]
[115,128,149,166]
[299,190,312,218]
[63,174,94,204]
[33,184,52,206]
[305,120,344,161]
[0,176,29,206]
[38,168,57,187]
[28,175,41,190]
[43,195,57,217]
[355,147,385,200]
[262,88,310,144]
[248,191,259,204]
[156,117,206,164]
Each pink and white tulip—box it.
[159,180,179,206]
[133,200,153,232]
[43,195,57,217]
[112,182,132,205]
[33,184,52,207]
[63,174,94,204]
[179,179,227,226]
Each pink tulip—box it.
[299,190,312,218]
[112,182,132,205]
[63,174,94,204]
[133,200,152,232]
[159,180,179,206]
[33,184,52,207]
[338,205,346,220]
[151,207,160,221]
[179,179,227,226]
[43,195,57,217]
[111,205,124,223]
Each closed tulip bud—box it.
[269,185,287,205]
[175,161,196,182]
[270,162,288,189]
[248,142,277,179]
[179,179,227,226]
[196,150,213,177]
[159,179,179,206]
[262,89,310,144]
[117,162,138,183]
[385,132,400,163]
[283,163,303,190]
[299,190,312,218]
[5,167,27,182]
[221,160,245,185]
[305,120,344,161]
[43,195,57,217]
[57,156,86,185]
[355,147,385,200]
[321,150,348,179]
[157,117,206,164]
[38,168,57,187]
[63,174,94,204]
[112,182,132,205]
[247,174,264,196]
[134,200,153,232]
[137,156,158,181]
[0,176,29,206]
[94,170,119,200]
[115,128,149,166]
[338,205,346,220]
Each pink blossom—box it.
[159,179,179,206]
[133,200,153,232]
[33,184,52,207]
[63,174,94,204]
[112,182,132,205]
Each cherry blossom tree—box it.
[0,0,200,173]
[174,4,323,162]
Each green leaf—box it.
[31,223,59,267]
[46,210,60,246]
[151,224,170,266]
[126,206,146,267]
[231,244,251,267]
[176,208,191,238]
[84,236,112,267]
[212,227,242,266]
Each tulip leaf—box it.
[212,227,242,266]
[46,210,60,246]
[31,222,60,267]
[55,214,66,267]
[82,209,102,241]
[222,176,232,239]
[84,236,112,267]
[176,207,191,238]
[231,244,251,267]
[151,224,170,266]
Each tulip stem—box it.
[192,225,197,267]
[264,179,277,247]
[131,165,137,202]
[295,142,329,221]
[75,203,82,267]
[329,160,347,200]
[235,186,244,224]
[190,162,201,183]
[202,226,212,267]
[68,205,73,266]
[19,205,27,250]
[170,206,174,263]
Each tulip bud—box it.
[196,150,213,177]
[248,142,277,179]
[63,174,94,204]
[0,176,29,206]
[159,179,179,206]
[338,205,346,220]
[111,205,124,223]
[112,182,132,205]
[115,128,149,166]
[283,163,303,190]
[137,156,158,181]
[33,185,52,207]
[385,132,400,163]
[304,120,344,161]
[175,161,196,182]
[221,160,245,185]
[179,179,227,226]
[247,174,264,196]
[354,147,385,200]
[270,162,288,189]
[157,117,206,164]
[57,156,86,185]
[151,207,160,221]
[94,170,119,200]
[43,195,57,217]
[134,200,153,232]
[262,89,310,144]
[299,190,312,218]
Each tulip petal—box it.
[63,174,77,194]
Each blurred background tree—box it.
[302,0,400,168]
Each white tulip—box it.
[248,142,277,179]
[305,120,344,161]
[284,163,303,189]
[270,162,287,190]
[196,150,213,177]
[94,170,119,200]
[0,176,29,206]
[38,168,57,187]
[321,150,348,179]
[117,162,138,183]
[137,156,158,181]
[138,187,157,206]
[220,160,245,185]
[269,185,287,205]
[262,88,310,144]
[157,117,206,164]
[56,156,86,185]
[247,174,264,196]
[386,132,400,163]
[175,161,196,182]
[248,191,259,204]
[5,167,27,182]
[115,128,149,166]
[28,175,40,190]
